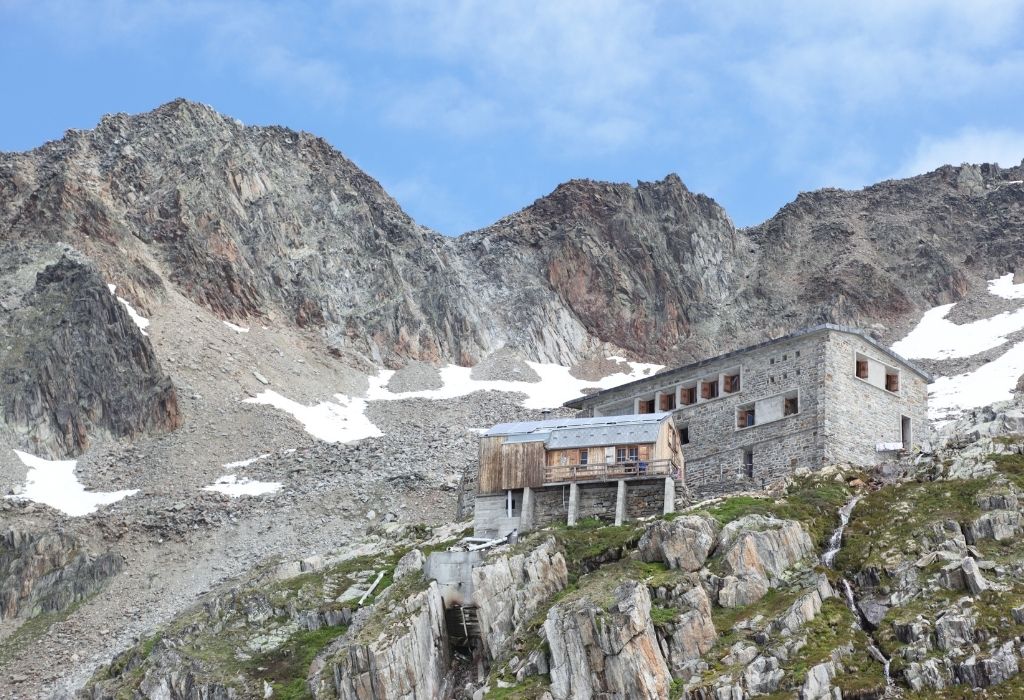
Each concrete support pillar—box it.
[663,476,676,516]
[567,483,580,526]
[614,479,627,526]
[521,487,535,532]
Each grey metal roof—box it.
[484,412,671,437]
[564,324,934,410]
[546,422,663,449]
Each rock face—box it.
[0,253,180,457]
[4,99,1023,377]
[715,515,815,608]
[0,527,123,620]
[638,516,719,571]
[318,578,450,700]
[545,580,672,700]
[471,537,569,661]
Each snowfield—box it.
[893,275,1024,421]
[246,359,662,445]
[5,450,138,516]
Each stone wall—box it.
[820,333,930,467]
[578,483,619,521]
[473,494,520,540]
[626,482,668,519]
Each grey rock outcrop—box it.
[638,515,720,571]
[471,537,569,661]
[0,254,180,457]
[1,527,123,620]
[316,578,450,700]
[954,641,1020,688]
[716,515,815,608]
[655,585,716,679]
[545,580,672,700]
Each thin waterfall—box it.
[824,495,893,691]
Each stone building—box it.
[565,325,931,499]
[472,413,683,539]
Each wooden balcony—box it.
[544,458,680,485]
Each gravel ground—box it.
[0,292,576,699]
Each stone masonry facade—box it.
[567,325,930,500]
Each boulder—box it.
[638,516,720,571]
[743,655,785,695]
[976,491,1020,511]
[771,576,835,636]
[800,661,839,700]
[545,580,672,700]
[394,549,424,580]
[718,515,815,581]
[934,610,976,652]
[718,574,769,609]
[954,641,1020,688]
[903,658,949,692]
[856,596,889,630]
[963,510,1021,544]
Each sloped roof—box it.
[485,412,671,449]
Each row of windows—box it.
[637,368,741,413]
[855,352,900,392]
[564,445,642,466]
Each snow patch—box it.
[366,360,663,411]
[244,391,383,443]
[245,358,662,445]
[203,474,281,497]
[928,339,1024,420]
[107,284,150,335]
[5,450,138,516]
[223,321,250,333]
[223,453,271,469]
[988,273,1024,300]
[891,302,1024,359]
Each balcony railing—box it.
[544,458,680,485]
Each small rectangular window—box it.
[782,354,788,361]
[856,358,869,379]
[659,392,676,411]
[680,385,697,405]
[796,350,801,358]
[579,448,589,465]
[743,448,754,478]
[616,446,627,462]
[770,358,775,365]
[886,372,899,393]
[628,445,639,461]
[679,426,690,445]
[724,373,741,393]
[702,379,719,400]
[784,395,799,416]
[639,398,656,414]
[737,404,756,429]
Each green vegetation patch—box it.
[258,625,348,700]
[702,476,856,548]
[539,518,643,580]
[484,674,552,699]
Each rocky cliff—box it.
[4,101,1022,371]
[3,100,1024,452]
[0,251,180,457]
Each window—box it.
[701,378,719,400]
[737,403,756,428]
[901,415,911,448]
[638,398,656,414]
[659,392,676,411]
[723,373,741,393]
[782,354,788,361]
[579,448,589,465]
[628,446,639,461]
[679,425,690,445]
[770,358,775,365]
[616,446,627,462]
[886,371,900,393]
[855,358,869,379]
[796,350,801,358]
[679,385,697,405]
[784,392,799,416]
[743,448,754,478]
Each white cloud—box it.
[900,128,1024,176]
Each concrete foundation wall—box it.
[424,550,485,606]
[473,493,521,540]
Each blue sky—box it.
[2,1,1023,234]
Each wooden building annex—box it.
[473,413,684,539]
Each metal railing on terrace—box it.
[544,457,680,484]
